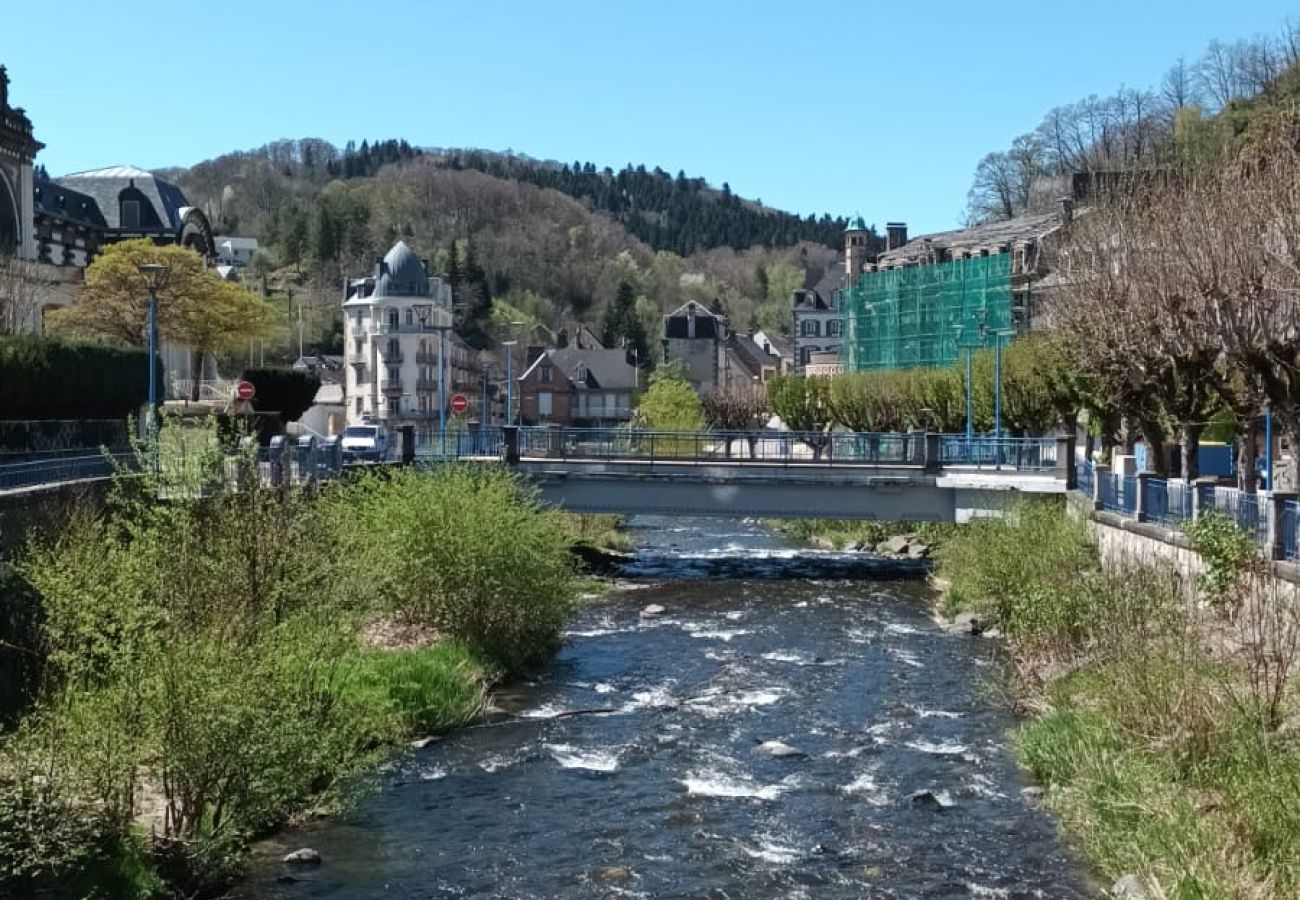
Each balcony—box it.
[415,378,440,393]
[382,381,404,397]
[415,350,439,365]
[378,348,404,364]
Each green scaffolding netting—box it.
[842,254,1012,371]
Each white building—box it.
[215,235,258,268]
[342,241,454,428]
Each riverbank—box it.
[775,518,950,560]
[935,498,1300,898]
[0,452,594,899]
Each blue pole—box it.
[1265,402,1273,492]
[439,326,447,460]
[147,292,158,470]
[964,346,973,452]
[994,336,1002,468]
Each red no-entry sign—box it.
[235,380,256,401]
[450,393,469,414]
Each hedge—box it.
[241,368,321,423]
[0,335,158,420]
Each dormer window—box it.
[121,200,140,229]
[576,363,589,384]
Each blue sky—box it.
[5,1,1296,234]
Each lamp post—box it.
[138,264,167,464]
[991,329,1014,468]
[955,309,989,457]
[503,340,518,426]
[414,303,449,460]
[1265,400,1274,492]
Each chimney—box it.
[526,345,545,366]
[686,304,696,339]
[886,222,908,251]
[1059,196,1074,226]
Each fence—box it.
[1076,460,1300,561]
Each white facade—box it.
[342,242,454,428]
[216,236,258,267]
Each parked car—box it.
[340,425,389,462]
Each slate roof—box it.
[56,165,192,230]
[522,348,637,391]
[754,330,793,360]
[32,181,106,229]
[795,261,843,310]
[375,241,430,297]
[726,334,776,380]
[663,301,725,340]
[876,211,1063,267]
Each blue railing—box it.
[0,450,137,491]
[1076,460,1094,498]
[1099,472,1122,513]
[1281,500,1300,562]
[1143,477,1193,527]
[937,436,1058,471]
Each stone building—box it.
[0,65,216,333]
[516,347,637,426]
[661,300,727,393]
[342,241,455,427]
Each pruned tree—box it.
[0,253,40,335]
[702,385,768,457]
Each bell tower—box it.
[0,65,43,261]
[844,214,870,281]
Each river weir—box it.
[243,517,1088,898]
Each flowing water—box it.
[243,517,1089,899]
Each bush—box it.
[0,335,158,420]
[336,466,578,672]
[343,642,489,734]
[241,367,321,422]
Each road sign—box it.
[450,393,469,414]
[235,380,256,401]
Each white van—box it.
[340,425,389,462]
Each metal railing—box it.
[1075,460,1094,498]
[0,450,138,491]
[1282,500,1300,562]
[938,436,1059,471]
[1143,477,1193,527]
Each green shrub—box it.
[343,642,489,733]
[241,367,320,422]
[0,335,158,420]
[336,466,578,672]
[1183,511,1261,605]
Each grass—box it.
[936,497,1300,897]
[776,518,954,550]
[342,641,492,735]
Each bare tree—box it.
[1160,56,1202,114]
[0,252,40,334]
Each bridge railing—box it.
[937,435,1059,471]
[0,450,139,491]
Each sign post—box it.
[235,380,256,402]
[450,393,469,415]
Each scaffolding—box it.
[842,254,1013,371]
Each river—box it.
[242,517,1090,899]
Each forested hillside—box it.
[168,141,860,364]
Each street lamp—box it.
[138,263,167,458]
[413,303,449,460]
[502,340,518,426]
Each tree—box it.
[600,280,649,365]
[767,375,832,459]
[48,240,277,401]
[702,385,768,457]
[0,253,39,334]
[635,362,705,432]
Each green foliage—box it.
[241,366,321,422]
[342,642,489,734]
[0,335,157,420]
[600,281,649,364]
[1184,512,1261,606]
[935,498,1099,650]
[767,375,830,432]
[636,364,706,432]
[335,466,578,672]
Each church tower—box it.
[844,215,870,282]
[0,65,43,261]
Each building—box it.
[790,216,890,372]
[342,241,455,427]
[722,333,782,387]
[841,210,1065,372]
[216,236,258,268]
[516,347,637,426]
[0,65,216,332]
[661,300,727,393]
[805,350,844,377]
[752,329,795,375]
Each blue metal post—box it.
[994,336,1003,468]
[147,292,158,470]
[1265,401,1273,492]
[439,326,447,460]
[964,346,974,452]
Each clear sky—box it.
[4,1,1296,234]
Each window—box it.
[801,347,813,365]
[354,338,363,356]
[405,309,413,326]
[828,320,842,337]
[388,309,399,330]
[540,365,553,383]
[388,366,401,384]
[355,397,363,414]
[121,200,140,229]
[538,391,553,417]
[801,320,821,337]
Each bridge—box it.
[0,427,1072,523]
[500,428,1071,521]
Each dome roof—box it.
[375,241,430,297]
[845,215,869,232]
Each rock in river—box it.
[283,848,321,866]
[757,740,806,758]
[641,604,666,617]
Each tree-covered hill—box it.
[167,140,854,363]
